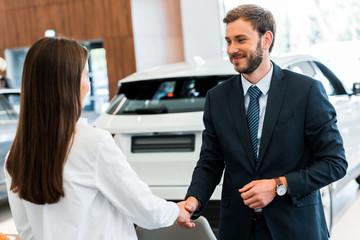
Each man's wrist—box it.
[186,196,200,209]
[274,177,288,196]
[279,176,288,190]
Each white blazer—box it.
[5,119,179,240]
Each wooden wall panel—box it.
[0,12,7,49]
[33,6,51,40]
[0,0,5,12]
[15,0,32,9]
[86,0,106,38]
[166,36,185,63]
[3,0,18,10]
[103,36,136,98]
[5,8,37,47]
[16,9,36,45]
[32,0,51,6]
[66,1,87,39]
[52,0,73,4]
[54,3,72,38]
[0,0,184,99]
[0,0,136,99]
[107,0,133,37]
[0,49,4,60]
[81,0,99,39]
[164,0,183,35]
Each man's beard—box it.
[231,41,263,74]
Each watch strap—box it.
[274,177,283,186]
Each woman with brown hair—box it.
[5,37,192,240]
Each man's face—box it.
[225,19,264,74]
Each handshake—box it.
[175,196,199,229]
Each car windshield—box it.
[106,75,234,115]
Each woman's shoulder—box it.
[75,122,112,146]
[67,122,115,167]
[77,122,109,136]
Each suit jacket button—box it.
[255,175,260,180]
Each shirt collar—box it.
[241,62,273,96]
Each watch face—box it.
[277,185,287,196]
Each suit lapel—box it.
[228,75,257,170]
[256,63,287,170]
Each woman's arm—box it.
[94,132,179,230]
[5,166,35,240]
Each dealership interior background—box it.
[1,0,360,239]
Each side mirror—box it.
[353,82,360,96]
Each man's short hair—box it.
[223,4,276,52]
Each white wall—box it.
[180,0,224,63]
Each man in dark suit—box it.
[176,4,347,240]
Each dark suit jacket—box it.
[185,62,347,240]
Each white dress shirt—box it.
[5,119,179,240]
[241,63,273,157]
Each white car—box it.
[94,55,360,233]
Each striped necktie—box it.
[246,85,262,161]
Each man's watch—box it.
[274,177,287,196]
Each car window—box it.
[286,60,347,96]
[287,61,335,95]
[7,93,21,114]
[0,98,11,120]
[106,75,233,115]
[313,61,347,95]
[0,93,20,120]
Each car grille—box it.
[131,134,195,153]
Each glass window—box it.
[0,93,20,120]
[0,98,10,120]
[88,48,109,113]
[7,94,20,114]
[286,61,334,95]
[4,48,28,88]
[106,75,233,115]
[81,41,109,114]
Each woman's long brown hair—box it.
[6,37,89,204]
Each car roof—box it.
[119,54,319,84]
[0,88,21,94]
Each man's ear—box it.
[262,31,273,51]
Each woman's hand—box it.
[175,201,196,229]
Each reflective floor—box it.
[331,180,360,239]
[0,182,359,239]
[0,201,16,234]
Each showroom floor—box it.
[0,184,359,239]
[330,181,360,239]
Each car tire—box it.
[321,185,333,234]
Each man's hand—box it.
[176,197,199,229]
[184,196,199,215]
[239,179,277,210]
